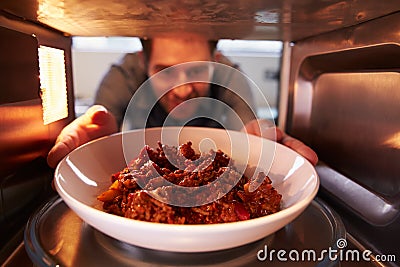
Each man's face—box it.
[146,35,214,120]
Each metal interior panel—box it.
[1,0,399,41]
[310,72,400,197]
[284,12,400,263]
[286,12,400,225]
[0,26,39,104]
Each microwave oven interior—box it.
[1,0,399,266]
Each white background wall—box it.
[227,55,280,108]
[72,51,122,100]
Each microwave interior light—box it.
[39,45,68,125]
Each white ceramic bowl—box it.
[55,127,319,252]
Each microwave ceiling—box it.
[1,0,399,41]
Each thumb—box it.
[47,105,117,168]
[47,135,78,168]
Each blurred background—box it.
[72,37,282,120]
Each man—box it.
[95,33,256,130]
[47,32,318,168]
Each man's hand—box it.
[47,105,118,168]
[243,119,318,166]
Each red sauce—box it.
[98,142,282,224]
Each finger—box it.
[282,136,319,166]
[262,126,283,142]
[47,135,78,168]
[47,107,117,168]
[243,119,277,140]
[250,123,281,142]
[274,127,284,142]
[86,106,118,137]
[86,104,108,116]
[91,109,118,130]
[91,109,111,125]
[242,120,259,136]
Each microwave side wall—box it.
[0,11,75,261]
[281,11,400,259]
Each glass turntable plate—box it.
[24,196,345,266]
